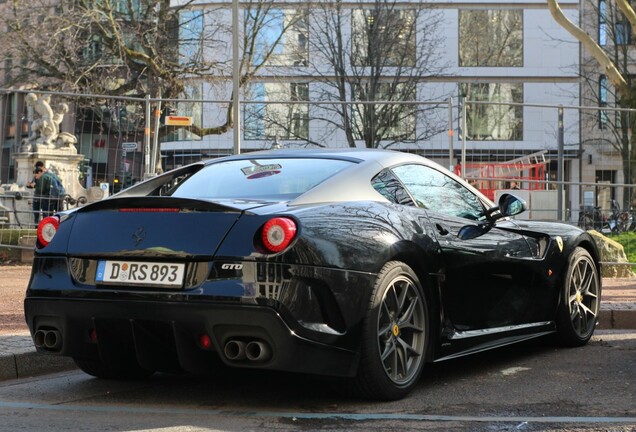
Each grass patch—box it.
[606,231,636,263]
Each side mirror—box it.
[498,193,527,217]
[485,193,527,221]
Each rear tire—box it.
[74,357,154,380]
[352,261,428,401]
[555,247,601,347]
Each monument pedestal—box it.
[8,92,105,205]
[15,151,87,200]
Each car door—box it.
[390,164,542,332]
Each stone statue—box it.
[21,93,78,153]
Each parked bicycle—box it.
[578,205,604,231]
[608,199,633,233]
[578,200,633,233]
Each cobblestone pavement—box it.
[1,264,636,381]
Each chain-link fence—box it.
[2,88,636,265]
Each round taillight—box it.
[37,216,60,247]
[261,217,297,253]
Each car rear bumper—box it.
[24,297,360,378]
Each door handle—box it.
[436,223,449,236]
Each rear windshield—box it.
[170,158,353,200]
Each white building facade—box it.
[166,0,582,214]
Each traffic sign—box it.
[165,115,193,126]
[122,142,138,151]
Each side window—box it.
[392,164,486,220]
[371,169,415,206]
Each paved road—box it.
[0,330,635,431]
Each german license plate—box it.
[96,261,185,288]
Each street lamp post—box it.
[232,0,241,155]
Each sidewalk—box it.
[2,265,636,381]
[597,277,636,330]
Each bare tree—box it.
[0,0,298,136]
[1,0,194,97]
[302,0,448,148]
[548,0,636,205]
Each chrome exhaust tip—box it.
[223,340,247,361]
[44,330,62,350]
[33,329,63,351]
[245,341,271,362]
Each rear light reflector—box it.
[37,216,60,247]
[262,217,297,253]
[199,334,213,350]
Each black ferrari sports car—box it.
[25,149,601,400]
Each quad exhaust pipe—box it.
[245,341,271,362]
[33,329,63,351]
[223,340,246,361]
[223,339,271,363]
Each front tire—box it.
[555,247,601,347]
[352,261,429,401]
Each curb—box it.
[598,308,636,330]
[0,349,76,381]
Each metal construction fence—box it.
[1,88,636,266]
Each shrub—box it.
[0,229,37,246]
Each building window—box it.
[179,10,204,66]
[5,94,16,138]
[459,9,523,67]
[244,82,309,140]
[114,0,142,16]
[599,0,607,45]
[80,34,105,63]
[599,75,608,129]
[4,56,12,84]
[352,82,416,141]
[461,83,523,140]
[86,0,144,17]
[616,21,632,44]
[351,9,416,67]
[248,9,308,67]
[113,0,145,19]
[595,169,616,209]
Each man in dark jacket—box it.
[26,161,47,225]
[31,166,64,224]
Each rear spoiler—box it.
[74,196,246,214]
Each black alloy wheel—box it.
[353,261,428,401]
[556,247,601,347]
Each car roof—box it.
[203,148,438,206]
[206,148,428,168]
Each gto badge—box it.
[221,263,243,270]
[556,236,564,252]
